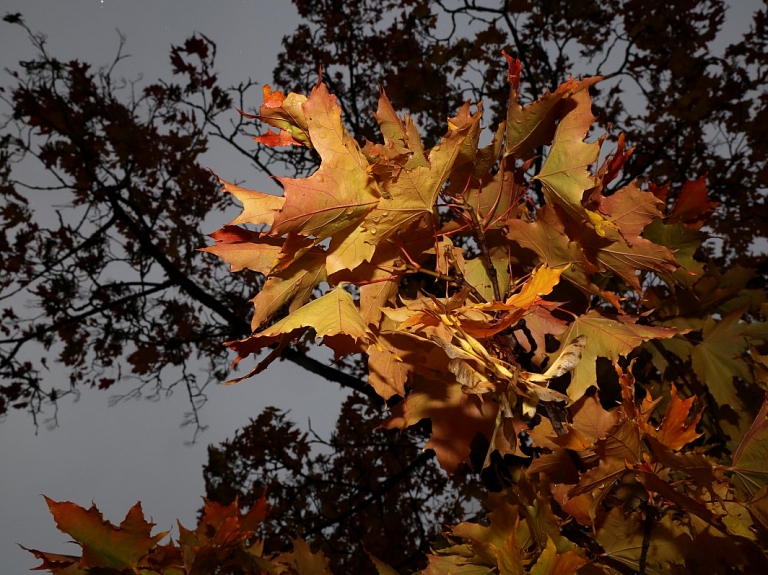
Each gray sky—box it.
[0,2,353,573]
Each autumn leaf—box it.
[42,498,168,570]
[667,176,719,229]
[596,508,692,574]
[366,330,413,399]
[459,153,523,233]
[505,205,620,307]
[555,311,685,400]
[381,376,497,473]
[654,384,703,451]
[270,82,381,241]
[20,547,85,575]
[201,226,284,274]
[506,76,600,161]
[462,254,511,303]
[572,223,678,292]
[482,265,564,312]
[528,537,587,575]
[642,219,707,287]
[275,537,333,575]
[248,285,370,347]
[569,392,620,444]
[730,394,768,498]
[251,84,311,147]
[227,287,372,383]
[533,84,609,231]
[690,307,759,411]
[448,500,521,566]
[249,246,327,330]
[325,98,481,274]
[368,86,428,170]
[595,181,664,243]
[216,174,285,227]
[595,132,634,188]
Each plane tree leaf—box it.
[528,537,587,575]
[642,219,707,287]
[505,205,620,307]
[594,181,664,243]
[201,226,284,274]
[655,384,703,451]
[249,246,327,331]
[667,176,719,229]
[506,74,600,161]
[534,85,606,228]
[325,97,481,274]
[690,307,765,410]
[596,508,692,574]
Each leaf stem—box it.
[404,263,487,304]
[464,202,502,302]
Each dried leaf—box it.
[527,334,587,384]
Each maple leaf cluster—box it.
[31,56,768,573]
[200,56,768,572]
[24,496,337,574]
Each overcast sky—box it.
[0,3,357,573]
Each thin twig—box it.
[464,202,502,301]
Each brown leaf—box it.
[381,376,497,473]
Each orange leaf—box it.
[381,376,497,473]
[43,498,167,570]
[655,384,703,451]
[271,82,380,241]
[250,84,311,147]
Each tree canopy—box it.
[3,1,768,573]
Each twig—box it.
[464,202,502,301]
[638,502,657,575]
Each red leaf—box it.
[668,176,719,229]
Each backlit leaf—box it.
[271,83,380,240]
[43,498,167,570]
[556,311,684,400]
[730,395,768,497]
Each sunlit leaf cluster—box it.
[29,51,768,575]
